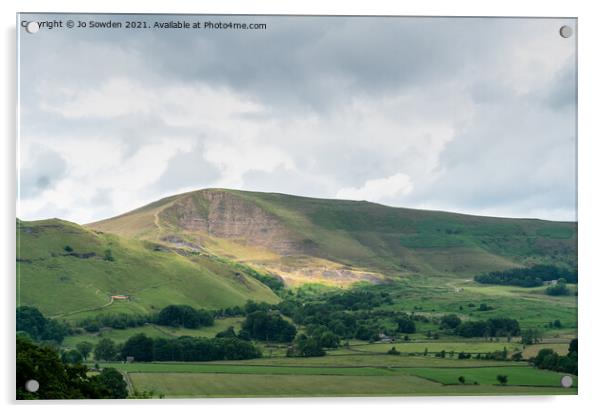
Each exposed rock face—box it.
[163,190,305,255]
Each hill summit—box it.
[87,188,577,286]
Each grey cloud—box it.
[154,143,221,192]
[18,14,577,221]
[19,147,68,198]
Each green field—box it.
[95,354,576,398]
[127,372,576,397]
[403,366,577,387]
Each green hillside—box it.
[88,189,577,285]
[16,219,279,318]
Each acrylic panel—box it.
[16,13,577,399]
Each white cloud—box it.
[18,16,576,223]
[336,173,414,203]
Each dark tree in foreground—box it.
[496,375,508,385]
[458,376,466,384]
[568,338,578,355]
[61,349,83,364]
[17,336,127,399]
[94,368,128,399]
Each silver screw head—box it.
[25,379,39,392]
[559,25,573,38]
[561,375,573,388]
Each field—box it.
[127,373,576,398]
[97,354,576,398]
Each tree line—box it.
[439,313,522,338]
[474,264,577,287]
[78,304,214,332]
[116,333,261,362]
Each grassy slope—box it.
[88,188,577,280]
[17,219,278,318]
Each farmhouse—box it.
[111,295,130,300]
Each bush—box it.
[387,346,400,355]
[546,280,570,296]
[103,249,115,261]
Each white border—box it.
[3,1,601,412]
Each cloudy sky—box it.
[18,15,577,224]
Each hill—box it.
[88,189,577,286]
[16,218,279,318]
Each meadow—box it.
[96,353,576,398]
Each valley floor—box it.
[97,350,577,398]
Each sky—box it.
[18,15,577,224]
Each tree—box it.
[241,311,296,342]
[17,336,107,399]
[121,334,154,362]
[496,375,508,385]
[387,346,400,355]
[397,317,416,334]
[156,305,214,329]
[94,338,118,361]
[440,314,462,330]
[290,334,325,357]
[16,306,69,343]
[103,249,115,261]
[458,376,466,384]
[478,303,493,311]
[568,338,578,355]
[93,368,128,399]
[318,331,339,348]
[521,328,542,345]
[76,341,94,360]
